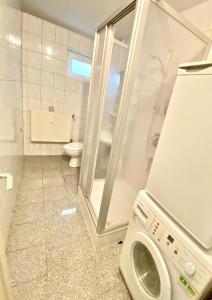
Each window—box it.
[67,50,91,81]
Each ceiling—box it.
[20,0,207,37]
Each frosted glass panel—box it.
[81,29,106,194]
[106,2,206,229]
[90,43,128,219]
[94,44,128,179]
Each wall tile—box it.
[65,91,75,105]
[22,66,28,82]
[28,67,41,84]
[56,26,68,45]
[42,21,56,41]
[22,12,93,155]
[55,44,67,61]
[41,85,53,101]
[28,51,41,69]
[28,98,41,110]
[42,55,54,73]
[28,15,42,36]
[41,71,53,87]
[22,32,28,49]
[22,13,28,32]
[28,83,40,100]
[65,77,76,92]
[68,31,80,50]
[53,88,65,103]
[42,39,55,57]
[54,59,66,75]
[54,74,65,89]
[22,49,28,66]
[28,33,41,53]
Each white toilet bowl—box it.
[63,142,83,167]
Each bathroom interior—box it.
[1,0,212,299]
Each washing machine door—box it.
[131,232,171,300]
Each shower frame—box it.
[79,0,210,246]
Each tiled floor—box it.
[6,156,131,300]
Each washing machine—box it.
[120,190,212,300]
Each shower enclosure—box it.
[79,0,210,246]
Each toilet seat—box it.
[64,142,83,151]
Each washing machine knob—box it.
[184,262,196,276]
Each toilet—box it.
[63,142,83,167]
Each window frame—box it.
[67,50,92,82]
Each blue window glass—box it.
[71,59,91,79]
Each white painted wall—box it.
[184,1,212,38]
[22,13,94,155]
[0,0,23,246]
[183,1,212,59]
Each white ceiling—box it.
[20,0,207,37]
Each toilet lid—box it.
[64,143,83,151]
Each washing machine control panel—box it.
[150,217,211,298]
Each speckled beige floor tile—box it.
[43,176,65,188]
[44,212,88,250]
[22,169,42,179]
[16,189,43,206]
[44,197,76,217]
[7,246,46,286]
[7,221,45,252]
[19,178,43,191]
[11,202,44,225]
[13,277,48,300]
[43,186,70,202]
[64,175,78,193]
[62,166,80,176]
[43,169,63,179]
[7,156,129,299]
[99,285,132,300]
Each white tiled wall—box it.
[22,13,94,155]
[0,0,23,245]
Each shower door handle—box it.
[0,174,13,190]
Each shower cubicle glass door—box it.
[80,8,135,223]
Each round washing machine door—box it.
[131,233,171,300]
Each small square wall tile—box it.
[53,88,65,103]
[28,83,41,99]
[7,221,46,252]
[11,202,44,226]
[42,55,54,73]
[22,49,28,66]
[42,20,56,41]
[41,86,53,101]
[28,67,41,84]
[41,71,53,87]
[22,13,28,31]
[28,15,42,36]
[42,38,55,57]
[22,31,28,49]
[7,245,46,286]
[28,33,42,53]
[54,59,66,76]
[28,51,41,69]
[65,77,76,92]
[54,74,65,89]
[55,44,67,61]
[56,26,68,45]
